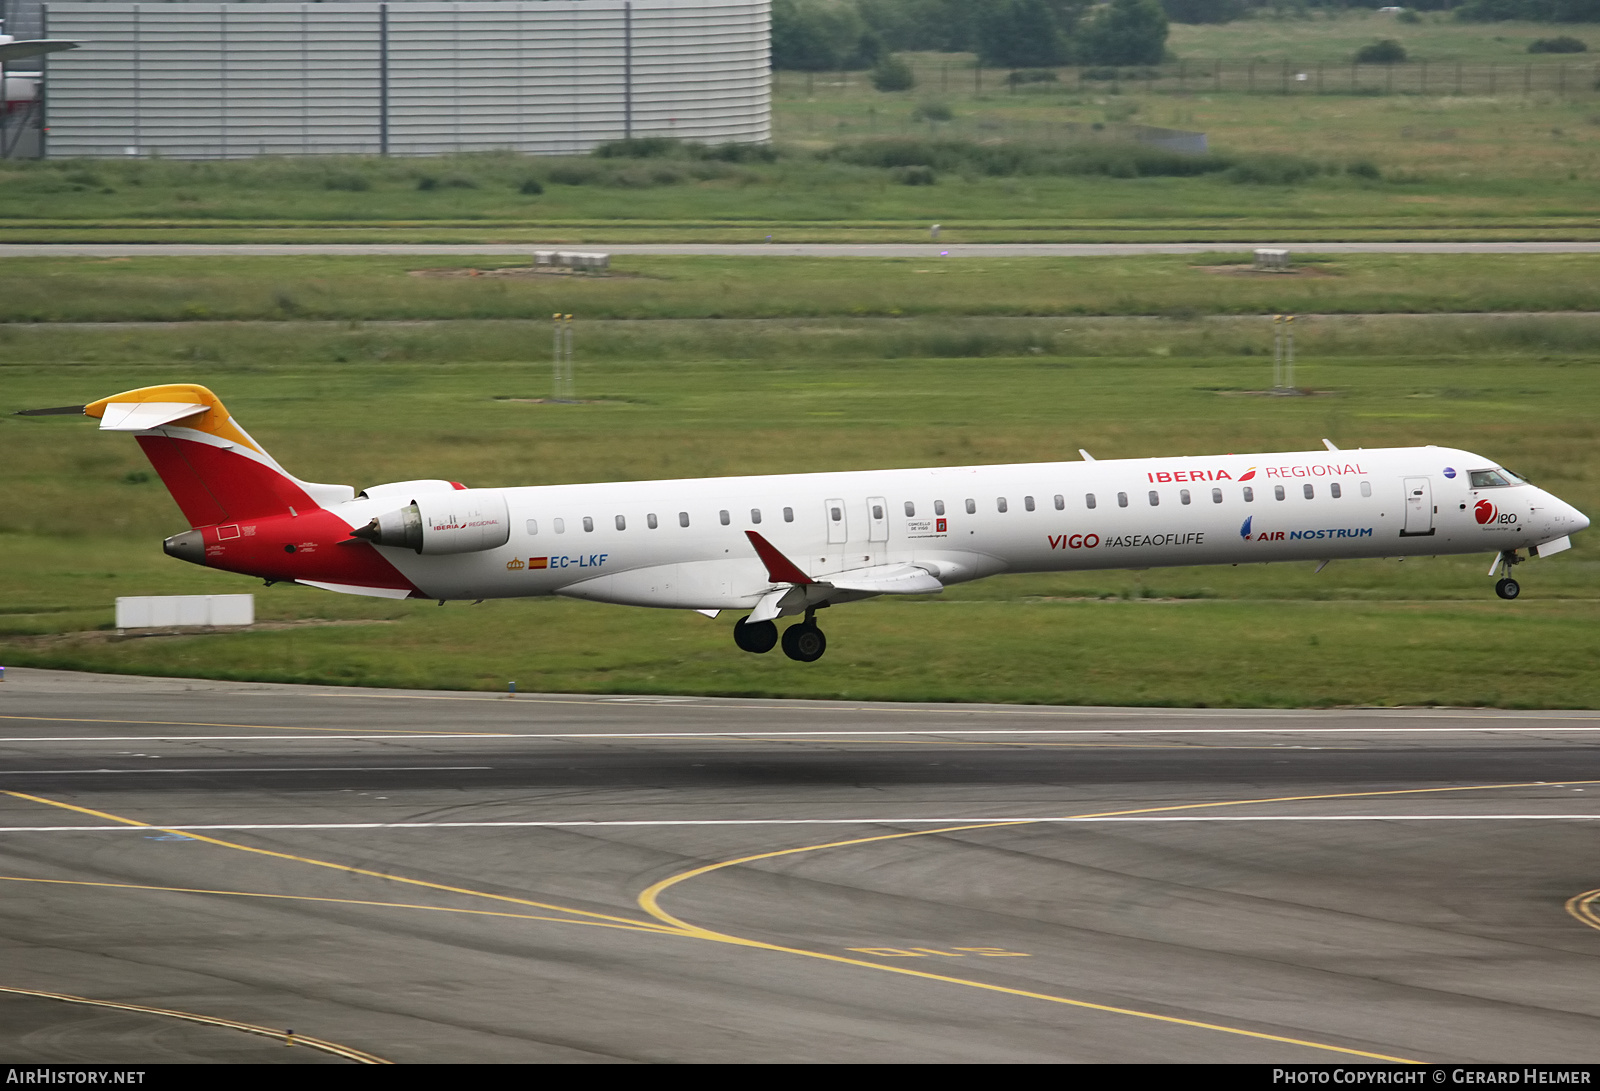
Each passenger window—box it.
[615,515,626,531]
[1303,484,1314,499]
[1243,488,1253,503]
[904,501,915,517]
[1024,495,1035,512]
[1180,489,1191,505]
[554,517,566,533]
[1054,494,1064,510]
[934,500,945,516]
[1360,481,1372,498]
[679,511,690,527]
[1211,488,1222,504]
[783,507,794,523]
[1086,493,1096,509]
[1274,486,1285,501]
[526,519,538,535]
[719,510,730,526]
[751,508,762,524]
[830,506,842,522]
[1148,491,1159,507]
[965,499,976,514]
[872,503,884,520]
[648,513,659,529]
[1117,492,1128,508]
[1330,483,1342,499]
[583,516,595,532]
[996,498,1008,513]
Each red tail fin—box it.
[86,384,353,527]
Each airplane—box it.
[19,382,1590,662]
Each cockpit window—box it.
[1470,470,1515,488]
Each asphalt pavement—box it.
[2,667,1597,1063]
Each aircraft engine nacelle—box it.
[351,491,511,555]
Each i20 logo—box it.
[1474,500,1517,527]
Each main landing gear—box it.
[732,611,827,662]
[1495,577,1521,600]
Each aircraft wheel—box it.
[1495,577,1521,601]
[781,622,827,663]
[733,617,778,654]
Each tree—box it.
[1354,39,1408,62]
[1076,0,1170,66]
[871,54,917,90]
[975,0,1070,67]
[1161,0,1246,24]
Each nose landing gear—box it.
[1491,549,1523,600]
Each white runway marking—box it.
[0,815,1595,834]
[0,766,492,775]
[6,726,1600,744]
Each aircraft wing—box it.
[824,563,944,595]
[743,531,943,622]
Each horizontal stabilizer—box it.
[15,404,87,417]
[825,563,943,596]
[99,401,209,432]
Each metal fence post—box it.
[623,1,632,138]
[378,3,389,155]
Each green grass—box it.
[1169,13,1600,64]
[2,311,1596,705]
[4,253,1600,322]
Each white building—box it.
[42,0,770,158]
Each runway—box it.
[2,667,1598,1063]
[4,242,1600,258]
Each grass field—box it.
[4,253,1600,322]
[2,304,1596,705]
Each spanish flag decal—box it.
[528,557,549,569]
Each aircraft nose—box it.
[1572,503,1592,534]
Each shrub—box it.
[1225,155,1323,185]
[1529,36,1586,53]
[698,142,778,163]
[912,101,955,122]
[1355,40,1408,64]
[519,178,544,195]
[1397,8,1422,23]
[1346,158,1382,180]
[322,173,370,192]
[415,176,439,191]
[892,164,936,185]
[871,54,916,92]
[1081,67,1121,80]
[593,137,682,159]
[1006,68,1060,86]
[444,176,477,189]
[546,162,603,186]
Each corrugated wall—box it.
[45,0,770,158]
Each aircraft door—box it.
[1402,476,1435,536]
[865,495,889,565]
[826,498,847,544]
[822,498,847,573]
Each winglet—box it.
[745,531,814,585]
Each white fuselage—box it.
[326,445,1589,611]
